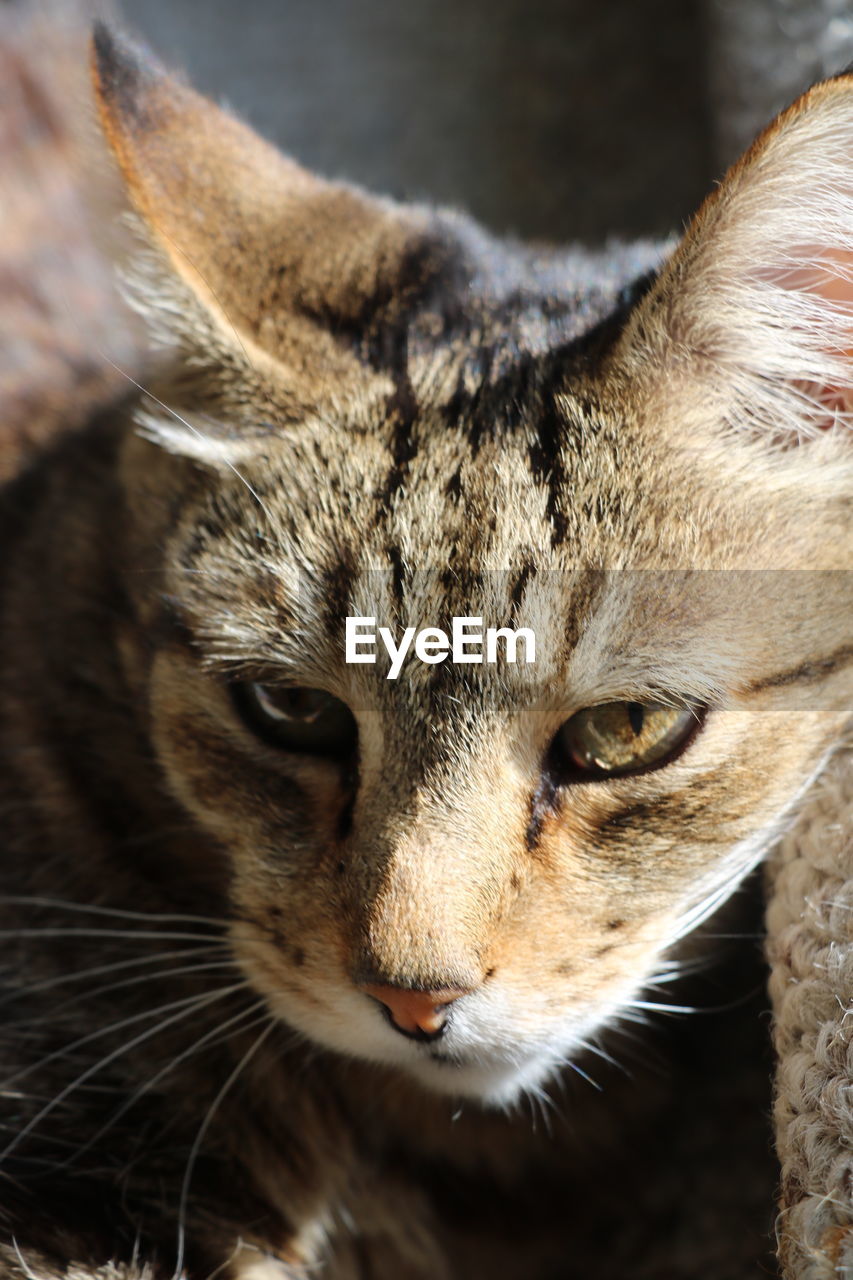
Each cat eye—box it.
[553,700,702,780]
[233,682,358,758]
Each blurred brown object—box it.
[0,1,141,483]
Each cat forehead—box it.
[194,374,623,572]
[164,395,666,632]
[165,236,669,561]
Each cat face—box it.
[95,28,852,1103]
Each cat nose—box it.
[361,983,469,1040]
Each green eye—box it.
[234,683,357,759]
[554,700,702,779]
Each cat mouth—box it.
[425,1048,467,1067]
[403,1040,555,1104]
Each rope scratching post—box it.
[768,736,853,1277]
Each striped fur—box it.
[0,21,850,1280]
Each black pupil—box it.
[627,702,644,735]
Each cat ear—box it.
[626,74,853,447]
[90,23,429,363]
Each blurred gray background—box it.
[120,0,853,243]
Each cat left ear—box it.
[625,74,853,447]
[90,23,431,362]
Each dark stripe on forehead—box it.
[528,387,570,549]
[453,349,536,457]
[322,554,357,631]
[509,562,536,620]
[307,228,466,369]
[557,568,608,660]
[378,327,419,503]
[349,240,454,506]
[437,284,625,459]
[521,287,656,551]
[377,258,659,521]
[388,544,407,610]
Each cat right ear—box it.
[90,24,435,388]
[623,74,853,450]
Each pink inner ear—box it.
[797,377,853,420]
[760,245,853,434]
[780,257,853,301]
[768,244,853,333]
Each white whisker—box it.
[0,945,227,1010]
[575,1037,628,1076]
[11,1238,40,1280]
[60,1000,270,1170]
[564,1058,604,1092]
[0,982,249,1166]
[4,958,238,1029]
[97,352,276,528]
[0,983,247,1094]
[0,896,231,930]
[173,1019,275,1280]
[624,999,698,1015]
[0,929,232,944]
[524,1083,555,1135]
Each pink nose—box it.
[361,983,469,1036]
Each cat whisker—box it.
[647,953,713,983]
[574,1036,629,1078]
[0,896,232,930]
[614,1009,653,1030]
[0,929,232,944]
[671,821,790,946]
[563,1057,604,1093]
[523,1082,556,1136]
[708,933,767,946]
[0,983,248,1095]
[0,982,250,1166]
[0,945,229,1011]
[173,1018,276,1280]
[598,1020,670,1078]
[98,351,277,531]
[11,1238,40,1280]
[58,999,270,1171]
[671,876,749,942]
[623,999,699,1015]
[2,958,238,1029]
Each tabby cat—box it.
[0,20,850,1280]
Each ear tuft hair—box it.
[135,405,267,467]
[634,75,853,450]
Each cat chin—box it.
[247,962,643,1108]
[399,1051,558,1107]
[255,981,562,1105]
